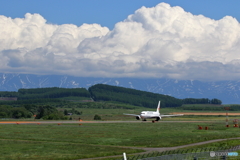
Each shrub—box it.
[94,114,101,120]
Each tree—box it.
[64,109,68,115]
[211,98,222,105]
[43,112,67,120]
[35,105,58,119]
[0,112,7,118]
[0,105,12,117]
[11,107,32,118]
[94,114,101,120]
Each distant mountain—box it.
[0,73,240,104]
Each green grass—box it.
[179,139,240,151]
[0,124,143,160]
[0,139,140,160]
[2,102,240,159]
[0,121,240,159]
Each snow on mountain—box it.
[0,73,240,104]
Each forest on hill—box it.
[0,84,224,119]
[88,84,182,108]
[18,87,91,100]
[0,85,184,108]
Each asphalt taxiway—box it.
[0,120,213,124]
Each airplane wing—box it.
[161,114,184,117]
[123,113,140,116]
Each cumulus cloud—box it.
[1,3,240,81]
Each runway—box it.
[0,120,213,124]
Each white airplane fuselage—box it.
[136,110,161,121]
[141,111,159,118]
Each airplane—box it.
[123,101,183,122]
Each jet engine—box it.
[156,116,161,121]
[136,116,141,120]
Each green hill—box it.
[0,84,233,120]
[0,85,183,108]
[0,84,223,109]
[88,84,182,108]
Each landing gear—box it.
[152,120,155,123]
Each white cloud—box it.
[1,3,240,81]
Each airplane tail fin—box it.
[157,101,160,113]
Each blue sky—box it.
[0,0,239,29]
[0,1,240,81]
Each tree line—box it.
[0,91,18,97]
[181,104,240,111]
[0,105,32,119]
[0,104,67,120]
[182,98,222,105]
[18,87,90,100]
[0,85,223,108]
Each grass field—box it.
[1,102,240,159]
[178,139,240,151]
[0,123,143,160]
[1,119,240,159]
[60,107,240,122]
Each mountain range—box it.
[0,73,240,104]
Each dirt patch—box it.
[172,112,240,115]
